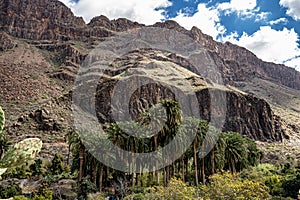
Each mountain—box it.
[0,0,299,162]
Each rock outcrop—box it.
[0,0,297,144]
[190,27,300,90]
[0,0,143,41]
[88,15,144,32]
[0,31,17,51]
[1,0,299,90]
[87,49,286,141]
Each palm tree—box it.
[243,137,263,168]
[159,99,182,185]
[206,127,221,176]
[197,119,209,185]
[180,117,207,186]
[223,132,247,173]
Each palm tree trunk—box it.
[99,164,103,192]
[201,144,205,184]
[79,144,84,182]
[67,143,71,165]
[163,167,167,186]
[131,148,135,187]
[172,162,175,177]
[185,158,188,179]
[181,157,185,182]
[136,159,140,187]
[211,148,215,175]
[166,165,170,184]
[154,135,159,183]
[193,141,199,187]
[93,159,97,186]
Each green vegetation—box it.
[68,99,276,199]
[0,102,299,199]
[0,181,22,199]
[202,172,271,199]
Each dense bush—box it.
[282,171,300,198]
[201,172,271,199]
[0,181,22,199]
[125,178,202,200]
[30,159,43,177]
[77,178,97,200]
[49,153,65,175]
[2,164,31,179]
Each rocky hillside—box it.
[0,0,299,161]
[91,49,285,141]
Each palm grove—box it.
[68,99,263,194]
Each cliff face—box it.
[92,49,286,141]
[0,0,297,143]
[0,0,299,91]
[0,0,143,41]
[0,0,85,40]
[190,27,300,90]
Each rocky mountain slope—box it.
[0,0,299,162]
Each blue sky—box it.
[60,0,300,71]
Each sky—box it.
[60,0,300,71]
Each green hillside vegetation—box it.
[0,102,299,199]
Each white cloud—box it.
[284,57,300,71]
[217,0,257,14]
[217,0,268,22]
[59,0,76,7]
[170,4,226,39]
[254,12,270,22]
[59,0,172,25]
[223,26,300,70]
[280,0,300,20]
[269,17,288,25]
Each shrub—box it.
[13,196,29,200]
[32,186,53,200]
[49,153,65,175]
[77,178,97,200]
[282,171,300,198]
[2,164,32,179]
[142,178,201,200]
[201,172,271,200]
[30,159,43,176]
[0,181,22,199]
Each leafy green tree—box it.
[241,164,284,197]
[30,159,43,176]
[282,171,300,198]
[49,153,65,175]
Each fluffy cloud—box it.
[217,0,257,15]
[59,0,171,24]
[280,0,300,20]
[170,4,226,39]
[284,57,300,71]
[59,0,75,7]
[223,26,300,70]
[217,0,268,22]
[254,12,270,22]
[269,17,288,25]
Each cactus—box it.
[0,106,4,133]
[0,138,43,169]
[0,106,43,177]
